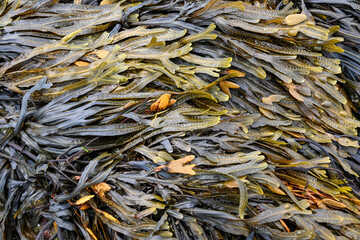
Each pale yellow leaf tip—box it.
[75,195,95,205]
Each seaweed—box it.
[1,0,360,239]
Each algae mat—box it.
[1,0,360,239]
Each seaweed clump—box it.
[1,0,360,239]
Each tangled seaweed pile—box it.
[1,0,360,239]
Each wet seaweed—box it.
[1,0,360,239]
